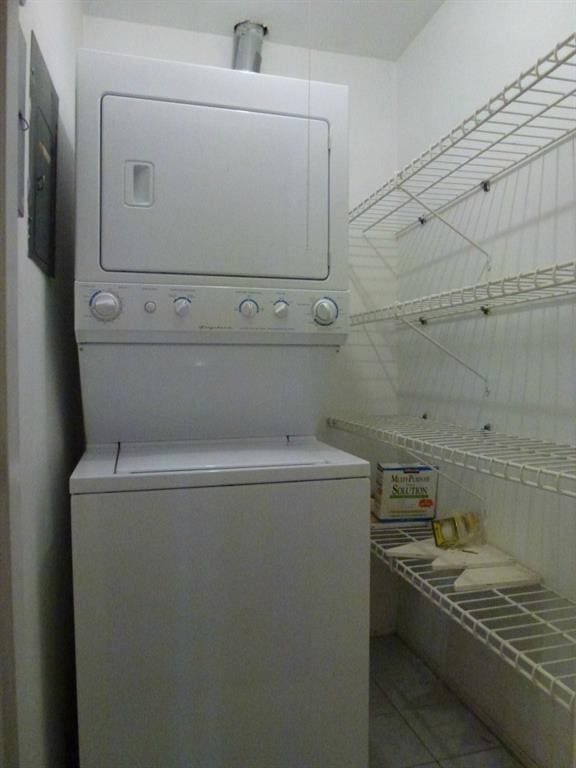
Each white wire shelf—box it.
[351,259,576,325]
[327,416,576,499]
[350,33,576,236]
[371,523,576,711]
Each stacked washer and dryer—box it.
[70,48,370,767]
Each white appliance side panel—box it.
[78,344,337,443]
[101,96,329,279]
[72,478,370,768]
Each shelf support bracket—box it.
[398,185,492,276]
[399,317,490,396]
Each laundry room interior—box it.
[1,1,576,767]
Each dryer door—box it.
[100,95,330,280]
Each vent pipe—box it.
[233,21,268,73]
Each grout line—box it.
[370,668,440,765]
[370,636,521,765]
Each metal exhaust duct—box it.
[233,21,268,73]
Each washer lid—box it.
[117,437,337,475]
[70,437,369,494]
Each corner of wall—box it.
[8,0,84,764]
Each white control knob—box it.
[273,301,289,319]
[313,298,338,326]
[89,291,121,321]
[239,299,259,318]
[174,297,191,317]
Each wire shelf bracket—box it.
[399,317,490,396]
[326,415,576,499]
[371,524,576,711]
[349,33,576,237]
[398,184,492,274]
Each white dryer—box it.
[71,437,369,768]
[74,50,351,444]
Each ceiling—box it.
[82,0,445,61]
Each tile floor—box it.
[370,636,525,768]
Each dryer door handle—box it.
[124,161,154,207]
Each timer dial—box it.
[173,297,192,317]
[239,299,259,318]
[89,291,122,321]
[313,298,338,326]
[273,301,289,319]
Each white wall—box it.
[7,1,84,765]
[1,4,18,765]
[386,5,576,767]
[397,0,576,166]
[395,0,576,598]
[82,14,400,420]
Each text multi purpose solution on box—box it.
[374,464,438,522]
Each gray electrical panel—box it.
[28,33,58,276]
[17,28,27,217]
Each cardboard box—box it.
[374,463,438,522]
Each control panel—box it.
[76,282,349,344]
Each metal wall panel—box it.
[28,32,58,275]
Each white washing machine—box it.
[71,50,370,767]
[71,438,369,768]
